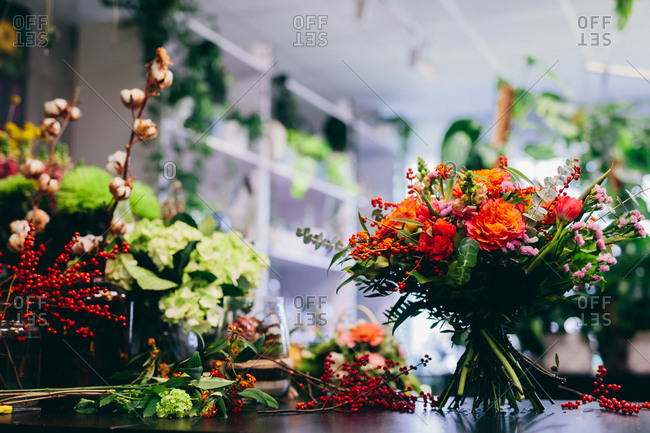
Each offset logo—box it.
[578,16,612,47]
[12,15,49,48]
[578,295,611,327]
[293,295,327,326]
[293,15,328,47]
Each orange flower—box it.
[454,169,512,199]
[375,196,420,238]
[465,198,525,250]
[472,169,512,197]
[339,322,385,347]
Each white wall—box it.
[73,21,154,185]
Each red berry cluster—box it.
[498,155,508,169]
[370,197,397,211]
[562,365,650,415]
[295,353,435,413]
[0,227,127,337]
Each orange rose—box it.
[375,196,419,238]
[465,198,525,250]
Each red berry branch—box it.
[0,226,129,337]
[259,354,436,415]
[562,365,650,415]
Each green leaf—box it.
[74,398,99,414]
[123,262,178,291]
[173,240,199,278]
[204,338,228,357]
[358,212,368,232]
[143,395,161,417]
[198,216,218,235]
[99,393,118,407]
[504,167,534,185]
[169,212,198,228]
[328,248,348,272]
[441,119,483,166]
[196,377,235,389]
[237,335,266,363]
[215,396,228,418]
[237,388,279,409]
[524,144,556,160]
[181,351,203,380]
[411,271,434,284]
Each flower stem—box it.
[526,221,564,274]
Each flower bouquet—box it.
[294,319,420,393]
[332,157,647,412]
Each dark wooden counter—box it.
[2,401,650,433]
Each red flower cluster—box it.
[0,227,128,337]
[418,218,456,260]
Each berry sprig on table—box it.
[562,365,650,415]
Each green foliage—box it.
[228,111,263,143]
[64,334,278,418]
[296,227,345,253]
[615,0,635,29]
[130,180,162,220]
[272,74,301,130]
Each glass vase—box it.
[220,295,292,397]
[40,281,132,387]
[0,302,41,390]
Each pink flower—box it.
[519,245,539,256]
[574,234,585,247]
[572,270,586,279]
[563,264,570,273]
[598,265,610,272]
[336,331,355,348]
[367,352,386,369]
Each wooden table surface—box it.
[2,401,650,433]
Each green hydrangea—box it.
[186,231,268,288]
[159,274,224,334]
[105,253,137,291]
[125,218,166,252]
[128,220,202,271]
[156,389,192,418]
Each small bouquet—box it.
[332,157,647,412]
[295,319,419,392]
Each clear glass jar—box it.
[0,302,41,389]
[220,295,292,397]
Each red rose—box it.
[418,218,457,260]
[555,195,583,222]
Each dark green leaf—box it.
[143,395,162,417]
[237,388,279,409]
[173,240,199,277]
[169,212,198,228]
